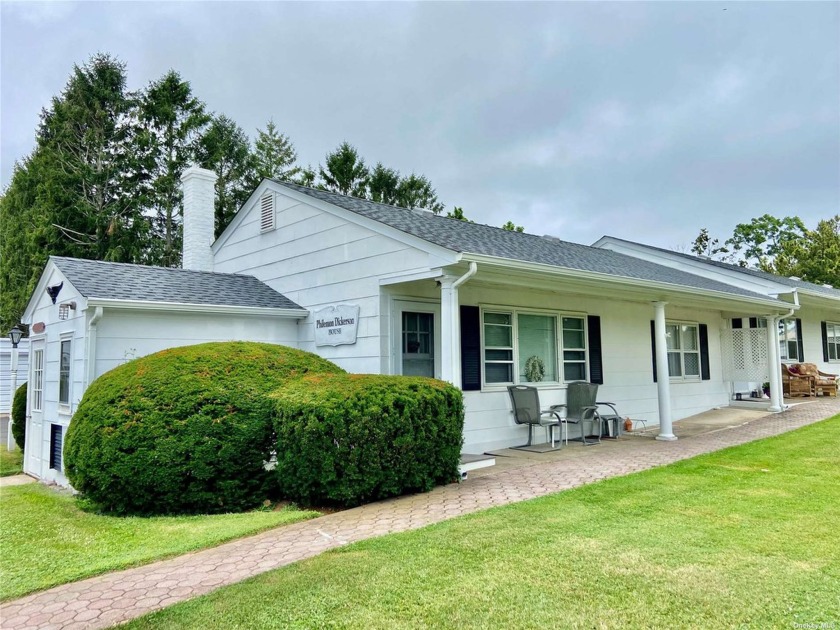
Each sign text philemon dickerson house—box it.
[313,304,361,347]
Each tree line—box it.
[690,214,840,287]
[0,54,527,331]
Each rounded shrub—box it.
[11,382,27,450]
[273,373,464,507]
[65,342,344,515]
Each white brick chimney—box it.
[180,166,217,272]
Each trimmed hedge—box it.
[273,373,464,507]
[65,342,344,515]
[11,382,27,450]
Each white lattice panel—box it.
[723,328,770,382]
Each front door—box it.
[402,312,435,377]
[393,300,441,378]
[26,339,45,477]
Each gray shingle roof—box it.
[599,236,840,300]
[51,257,303,310]
[275,181,781,303]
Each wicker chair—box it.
[795,363,838,397]
[781,364,814,397]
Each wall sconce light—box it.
[58,301,77,320]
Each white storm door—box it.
[394,301,441,378]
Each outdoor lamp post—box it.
[7,326,22,450]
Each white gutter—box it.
[85,306,104,389]
[452,261,478,288]
[85,298,309,319]
[460,253,793,310]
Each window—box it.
[666,322,700,380]
[59,339,71,405]
[826,322,840,362]
[32,349,44,411]
[482,309,587,386]
[50,424,63,471]
[778,318,799,362]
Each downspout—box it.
[85,307,104,389]
[440,262,478,385]
[765,292,797,413]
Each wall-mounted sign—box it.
[314,304,360,347]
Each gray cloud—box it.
[2,1,837,250]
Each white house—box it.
[20,166,840,485]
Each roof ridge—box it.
[50,256,256,280]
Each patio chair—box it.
[550,381,604,446]
[507,385,563,449]
[795,363,838,397]
[781,363,814,398]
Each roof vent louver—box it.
[541,235,561,243]
[260,193,275,232]
[823,283,833,288]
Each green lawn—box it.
[0,485,318,601]
[0,444,23,477]
[127,415,840,629]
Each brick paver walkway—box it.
[2,399,838,630]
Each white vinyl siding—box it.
[666,322,700,381]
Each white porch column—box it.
[766,316,783,412]
[653,301,677,441]
[439,275,460,385]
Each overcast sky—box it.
[2,1,838,249]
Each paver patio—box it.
[2,397,838,630]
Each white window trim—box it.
[58,335,72,411]
[479,304,588,391]
[826,321,840,363]
[666,320,701,383]
[31,348,44,412]
[778,317,799,363]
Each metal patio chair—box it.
[550,381,604,446]
[507,385,563,449]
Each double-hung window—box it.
[482,309,587,386]
[778,318,799,362]
[826,322,840,362]
[32,349,44,411]
[59,339,71,406]
[666,322,700,380]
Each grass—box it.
[0,485,318,601]
[0,444,23,477]
[126,415,840,629]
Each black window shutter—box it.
[650,320,657,382]
[821,322,829,362]
[587,315,603,384]
[748,317,758,329]
[49,424,63,470]
[460,306,481,391]
[732,318,743,329]
[796,319,804,362]
[699,324,711,380]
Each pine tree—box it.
[139,70,210,266]
[368,163,401,205]
[396,173,444,214]
[319,142,369,197]
[250,120,300,186]
[197,115,255,236]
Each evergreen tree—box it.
[775,216,840,286]
[396,173,444,214]
[446,207,472,222]
[139,70,210,266]
[368,163,401,205]
[319,142,369,197]
[250,120,300,186]
[197,115,255,236]
[501,220,524,232]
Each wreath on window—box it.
[524,355,546,383]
